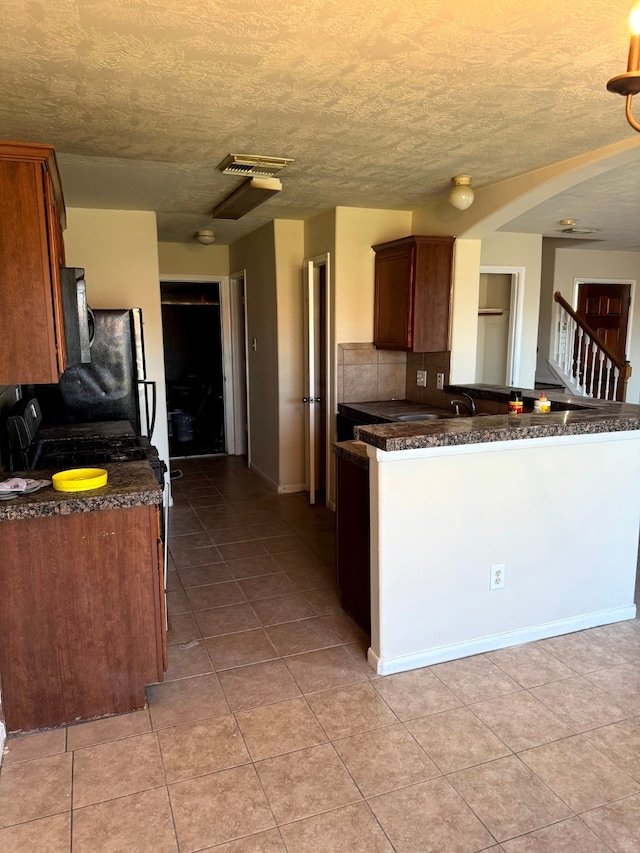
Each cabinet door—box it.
[373,243,415,350]
[336,455,371,633]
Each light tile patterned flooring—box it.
[2,455,640,851]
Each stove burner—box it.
[31,434,152,468]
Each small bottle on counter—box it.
[508,390,523,416]
[533,391,551,413]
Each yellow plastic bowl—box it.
[52,468,108,492]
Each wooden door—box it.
[576,283,630,362]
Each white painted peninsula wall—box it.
[367,431,640,675]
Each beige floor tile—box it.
[538,631,627,673]
[158,714,250,783]
[166,588,190,614]
[285,567,334,592]
[369,776,494,853]
[519,734,639,813]
[307,682,397,739]
[256,742,361,824]
[406,706,511,773]
[262,534,307,554]
[178,562,233,588]
[206,628,279,670]
[238,572,297,602]
[530,675,631,731]
[166,612,201,646]
[500,817,611,852]
[584,717,640,781]
[235,696,327,761]
[372,668,462,721]
[172,545,223,569]
[432,655,521,704]
[164,639,213,681]
[72,732,165,808]
[303,587,343,615]
[207,524,255,545]
[585,621,640,660]
[186,580,246,611]
[284,645,370,694]
[199,828,286,851]
[218,541,268,562]
[195,602,261,637]
[226,555,281,579]
[585,661,640,705]
[169,531,213,555]
[265,616,342,656]
[487,644,574,688]
[582,792,640,851]
[0,752,71,828]
[449,755,572,842]
[333,724,440,797]
[147,673,229,730]
[67,709,151,751]
[471,690,572,752]
[72,786,177,853]
[251,593,317,626]
[271,548,326,571]
[3,728,66,765]
[0,812,70,853]
[218,659,301,711]
[279,801,394,852]
[169,764,275,851]
[321,611,369,645]
[165,570,183,592]
[247,519,295,538]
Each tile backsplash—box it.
[338,344,406,403]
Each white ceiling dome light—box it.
[448,175,475,210]
[196,229,216,245]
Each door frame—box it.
[159,273,235,455]
[302,253,331,505]
[478,265,525,387]
[572,277,635,361]
[229,269,250,462]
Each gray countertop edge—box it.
[333,440,370,468]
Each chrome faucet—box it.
[450,392,477,416]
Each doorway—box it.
[575,281,631,362]
[161,280,225,458]
[476,266,525,386]
[303,255,330,505]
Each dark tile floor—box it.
[2,454,640,851]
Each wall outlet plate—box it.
[416,369,427,387]
[490,564,505,590]
[436,372,445,390]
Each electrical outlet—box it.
[436,372,445,390]
[416,369,427,387]
[490,564,505,590]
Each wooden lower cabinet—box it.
[0,505,165,732]
[336,455,371,634]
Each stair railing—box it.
[551,292,631,401]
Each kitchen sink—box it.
[394,413,443,422]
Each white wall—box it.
[548,247,640,402]
[63,209,169,473]
[480,232,543,389]
[368,433,640,674]
[158,241,230,277]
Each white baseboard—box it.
[369,605,637,676]
[277,483,306,494]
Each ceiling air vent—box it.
[217,154,293,178]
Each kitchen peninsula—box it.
[338,386,640,676]
[0,462,165,732]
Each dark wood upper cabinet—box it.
[373,235,455,352]
[0,140,67,384]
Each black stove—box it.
[31,434,152,469]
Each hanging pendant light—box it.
[606,2,640,132]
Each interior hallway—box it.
[2,454,640,851]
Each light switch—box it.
[416,370,427,387]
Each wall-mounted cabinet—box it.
[373,235,455,352]
[0,141,67,384]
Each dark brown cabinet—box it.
[0,140,68,384]
[0,505,165,732]
[336,452,371,633]
[373,235,455,352]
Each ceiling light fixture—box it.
[217,153,293,178]
[195,229,216,245]
[212,176,282,220]
[448,175,475,210]
[606,1,640,131]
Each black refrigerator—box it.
[24,308,156,439]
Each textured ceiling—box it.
[1,0,639,247]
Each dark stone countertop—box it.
[0,460,162,522]
[349,385,640,452]
[338,400,454,421]
[333,440,370,469]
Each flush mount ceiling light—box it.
[216,153,294,178]
[195,229,216,245]
[212,176,282,220]
[448,175,475,210]
[557,218,598,234]
[607,2,640,131]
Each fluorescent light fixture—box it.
[217,153,293,178]
[211,177,282,220]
